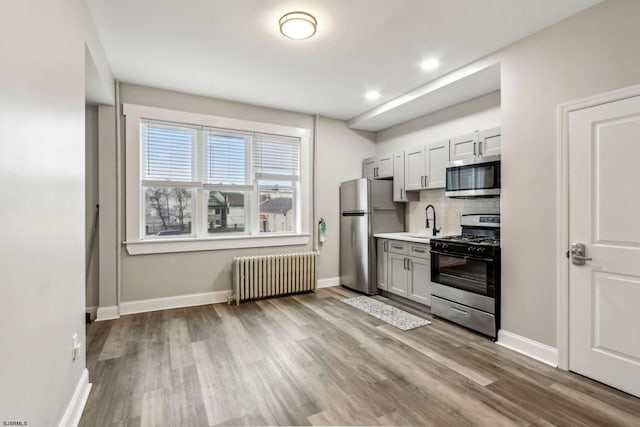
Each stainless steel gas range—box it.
[429,214,500,339]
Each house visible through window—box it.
[140,119,300,239]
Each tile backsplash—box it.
[405,189,500,236]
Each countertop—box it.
[374,232,431,244]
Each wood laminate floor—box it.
[80,287,640,426]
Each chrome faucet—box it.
[425,204,441,236]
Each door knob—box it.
[571,243,592,266]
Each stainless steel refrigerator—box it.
[340,178,405,294]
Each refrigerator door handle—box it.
[341,211,366,216]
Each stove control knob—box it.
[477,247,485,254]
[467,247,473,252]
[442,243,448,250]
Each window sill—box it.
[125,233,310,255]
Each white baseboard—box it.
[58,368,92,427]
[119,290,230,315]
[318,276,341,289]
[497,329,558,367]
[95,305,119,321]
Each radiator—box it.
[233,252,317,304]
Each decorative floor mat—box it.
[342,295,431,331]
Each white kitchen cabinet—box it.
[404,146,425,191]
[381,239,432,306]
[450,127,501,161]
[450,132,478,161]
[377,153,394,178]
[387,240,409,297]
[404,139,450,191]
[362,153,393,179]
[377,239,388,290]
[363,156,377,179]
[407,244,431,306]
[425,139,449,189]
[478,127,501,157]
[393,151,418,202]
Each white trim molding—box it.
[125,234,310,255]
[556,83,640,370]
[119,290,230,316]
[497,330,558,367]
[317,277,341,288]
[95,305,119,321]
[58,368,92,427]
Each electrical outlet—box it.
[71,333,82,361]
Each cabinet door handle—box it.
[383,240,388,251]
[392,244,403,250]
[406,259,411,270]
[413,248,425,253]
[473,142,477,156]
[479,141,483,156]
[425,175,428,186]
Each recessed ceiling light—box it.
[279,11,317,40]
[365,91,381,101]
[421,58,440,71]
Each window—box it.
[124,104,311,254]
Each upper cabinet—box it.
[392,151,418,202]
[478,127,501,157]
[450,127,501,162]
[405,139,450,191]
[362,153,394,179]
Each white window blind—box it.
[254,133,300,180]
[205,130,250,186]
[142,120,197,182]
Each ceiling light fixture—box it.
[365,91,381,101]
[421,58,440,71]
[279,11,317,40]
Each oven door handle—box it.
[429,249,494,263]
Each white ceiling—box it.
[87,0,601,130]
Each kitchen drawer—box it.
[431,295,496,338]
[408,243,429,259]
[388,240,408,255]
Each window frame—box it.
[123,103,311,255]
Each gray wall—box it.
[316,117,376,281]
[86,105,100,309]
[112,84,373,302]
[497,0,640,346]
[0,0,112,424]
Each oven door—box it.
[430,250,496,298]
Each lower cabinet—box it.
[388,252,409,297]
[407,254,431,306]
[377,239,388,290]
[379,239,432,306]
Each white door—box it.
[568,95,640,398]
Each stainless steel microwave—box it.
[445,155,501,198]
